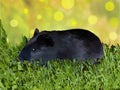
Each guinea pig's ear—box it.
[37,34,54,47]
[33,28,39,37]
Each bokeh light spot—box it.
[105,1,115,11]
[10,19,18,27]
[61,0,75,10]
[109,17,119,27]
[109,32,117,40]
[39,0,45,2]
[24,8,29,14]
[37,14,42,20]
[88,15,98,25]
[54,11,64,21]
[71,19,77,27]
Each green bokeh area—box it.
[0,0,120,44]
[0,20,120,90]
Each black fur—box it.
[18,28,103,64]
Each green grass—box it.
[0,20,120,90]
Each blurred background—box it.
[0,0,120,45]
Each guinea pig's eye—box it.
[32,48,36,52]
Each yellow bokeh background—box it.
[0,0,120,45]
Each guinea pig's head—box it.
[18,28,54,62]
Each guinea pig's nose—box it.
[18,55,24,61]
[18,57,22,60]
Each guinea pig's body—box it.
[18,28,103,64]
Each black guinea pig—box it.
[18,28,103,64]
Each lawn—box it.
[0,20,120,90]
